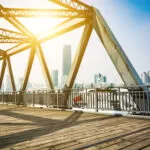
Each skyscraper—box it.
[52,69,58,87]
[148,71,150,84]
[141,72,148,84]
[17,77,23,90]
[141,71,150,84]
[94,73,107,84]
[94,73,101,84]
[17,77,32,90]
[62,45,71,76]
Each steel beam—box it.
[0,49,5,56]
[0,28,28,39]
[0,38,30,43]
[0,59,6,89]
[36,18,73,37]
[93,7,143,86]
[4,43,31,58]
[6,56,16,91]
[1,19,88,58]
[0,8,89,18]
[39,18,89,43]
[49,0,90,10]
[0,5,33,37]
[65,23,93,88]
[20,46,36,91]
[36,43,54,90]
[0,28,29,43]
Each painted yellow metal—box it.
[0,28,28,39]
[1,19,88,58]
[0,59,6,89]
[20,45,36,91]
[5,44,31,57]
[0,50,4,56]
[65,23,93,88]
[0,1,144,93]
[93,7,143,86]
[0,28,29,43]
[0,5,33,38]
[49,0,90,10]
[0,8,89,18]
[36,43,54,90]
[6,57,16,91]
[39,18,89,43]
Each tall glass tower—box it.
[62,45,71,76]
[52,69,58,87]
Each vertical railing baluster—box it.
[57,90,59,108]
[147,88,149,113]
[143,91,145,113]
[104,92,106,110]
[15,91,17,105]
[2,92,4,104]
[32,91,35,107]
[139,91,141,113]
[95,89,98,112]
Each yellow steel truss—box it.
[0,0,143,92]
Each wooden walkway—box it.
[0,105,149,150]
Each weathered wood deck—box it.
[0,105,149,150]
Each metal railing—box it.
[0,86,150,115]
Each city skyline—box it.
[0,0,150,87]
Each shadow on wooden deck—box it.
[0,108,114,149]
[0,105,149,150]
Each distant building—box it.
[61,75,68,88]
[6,74,11,92]
[52,69,58,87]
[94,73,107,84]
[1,83,4,92]
[141,72,150,84]
[17,77,23,90]
[62,45,71,76]
[17,77,32,90]
[32,83,45,90]
[94,73,102,84]
[61,45,71,87]
[102,76,107,82]
[73,83,84,89]
[148,71,150,83]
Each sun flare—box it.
[22,18,65,36]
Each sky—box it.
[0,0,150,89]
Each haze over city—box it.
[0,0,150,88]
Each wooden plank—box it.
[14,119,148,149]
[0,105,149,150]
[142,146,150,150]
[121,139,150,150]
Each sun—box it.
[22,17,66,36]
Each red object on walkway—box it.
[73,96,81,102]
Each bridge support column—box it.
[92,7,143,86]
[0,59,6,90]
[63,23,93,108]
[92,7,147,111]
[36,43,54,90]
[7,56,16,91]
[20,45,36,91]
[65,23,93,89]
